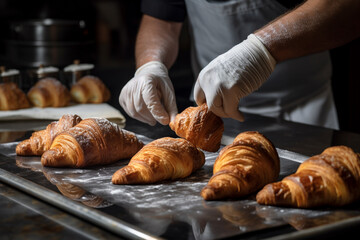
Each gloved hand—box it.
[194,34,276,122]
[119,61,178,126]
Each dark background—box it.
[0,0,359,134]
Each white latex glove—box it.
[194,34,276,122]
[119,61,178,126]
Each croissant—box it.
[70,75,111,103]
[41,118,143,168]
[256,145,360,208]
[0,82,30,110]
[27,78,71,108]
[201,131,280,201]
[169,103,224,152]
[112,137,205,184]
[16,114,82,156]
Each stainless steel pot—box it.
[5,19,95,68]
[10,19,88,42]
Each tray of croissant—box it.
[1,105,360,240]
[0,76,125,124]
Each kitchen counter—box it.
[1,112,360,240]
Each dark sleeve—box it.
[141,0,187,22]
[276,0,305,9]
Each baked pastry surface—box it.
[27,78,71,108]
[257,145,360,208]
[16,114,82,156]
[169,103,224,152]
[0,82,30,110]
[112,137,205,184]
[70,75,111,104]
[41,118,143,168]
[201,131,280,200]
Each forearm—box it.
[135,14,183,69]
[255,0,360,62]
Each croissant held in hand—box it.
[201,131,280,201]
[112,137,205,184]
[16,114,82,156]
[27,78,71,108]
[41,118,143,168]
[256,146,360,208]
[169,103,224,152]
[70,75,111,103]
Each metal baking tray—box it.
[1,135,360,240]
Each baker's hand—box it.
[119,61,178,126]
[194,34,276,122]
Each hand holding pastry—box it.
[119,61,178,126]
[194,34,275,122]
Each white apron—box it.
[184,0,339,129]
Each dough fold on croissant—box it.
[41,118,143,168]
[70,75,111,103]
[112,137,205,184]
[16,114,82,156]
[27,78,71,108]
[0,82,30,110]
[256,146,360,208]
[201,131,279,200]
[169,103,224,152]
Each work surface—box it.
[1,113,360,240]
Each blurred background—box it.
[0,0,358,134]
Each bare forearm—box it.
[255,0,360,62]
[135,15,183,69]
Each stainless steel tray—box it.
[1,135,360,240]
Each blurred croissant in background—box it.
[70,75,111,104]
[0,82,30,110]
[27,78,71,108]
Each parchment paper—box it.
[3,135,360,240]
[0,103,125,124]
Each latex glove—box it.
[119,61,178,126]
[194,34,276,121]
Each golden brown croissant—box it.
[169,103,224,152]
[16,114,82,156]
[112,137,205,184]
[256,145,360,208]
[201,131,280,200]
[27,78,71,108]
[41,118,144,168]
[70,75,111,103]
[0,82,30,110]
